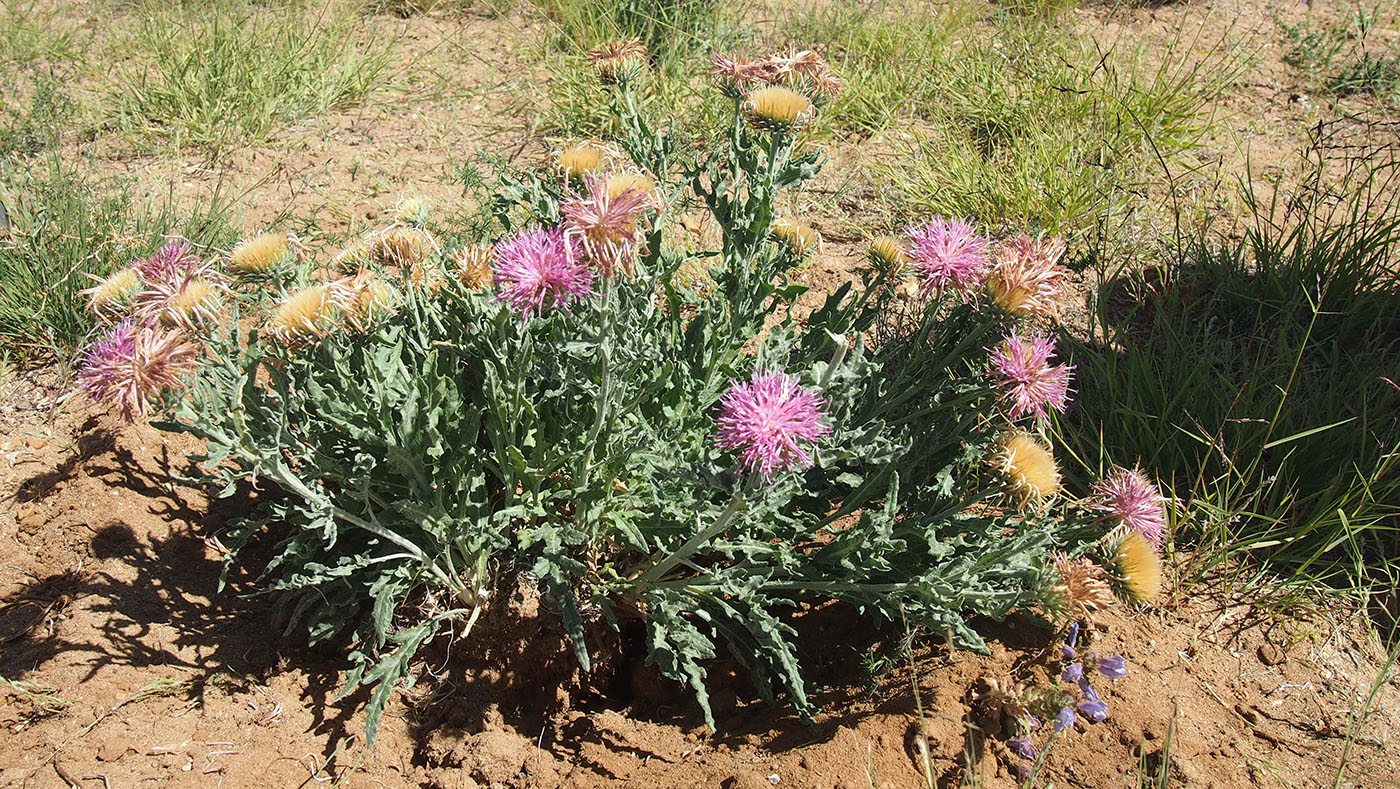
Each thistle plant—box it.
[72,43,1173,743]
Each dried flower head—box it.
[336,272,395,333]
[230,233,295,275]
[743,85,814,133]
[986,234,1070,319]
[83,268,141,317]
[1089,467,1168,549]
[135,271,223,331]
[711,53,778,97]
[557,142,608,179]
[452,245,495,289]
[562,173,652,275]
[995,432,1061,504]
[714,370,830,480]
[766,48,843,97]
[868,236,911,274]
[1114,531,1163,603]
[372,226,440,267]
[1052,554,1116,617]
[492,226,592,318]
[78,319,200,422]
[906,218,990,299]
[394,196,431,227]
[987,332,1074,422]
[771,218,820,259]
[588,38,647,84]
[265,284,347,346]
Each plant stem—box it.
[638,489,748,586]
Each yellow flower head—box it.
[744,85,814,132]
[164,278,219,326]
[771,217,820,259]
[453,245,495,290]
[994,431,1061,504]
[394,196,431,227]
[333,238,373,273]
[605,171,657,202]
[557,142,608,180]
[334,272,396,333]
[84,268,141,315]
[868,236,911,274]
[372,226,440,267]
[230,233,294,275]
[1114,531,1162,603]
[266,284,344,346]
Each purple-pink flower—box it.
[133,240,200,283]
[78,318,200,423]
[561,173,653,275]
[492,227,592,318]
[714,370,831,480]
[987,332,1074,422]
[905,218,990,300]
[1088,467,1168,549]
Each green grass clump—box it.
[1058,142,1400,599]
[787,2,1223,240]
[108,0,395,149]
[1281,4,1399,102]
[0,158,237,361]
[0,1,83,67]
[0,73,77,156]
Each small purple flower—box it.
[1078,677,1100,702]
[1097,654,1128,680]
[1061,662,1084,683]
[492,226,592,318]
[1053,706,1076,733]
[1061,643,1076,660]
[714,370,831,480]
[1008,737,1036,760]
[1079,698,1110,722]
[1067,621,1080,647]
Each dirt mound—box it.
[2,393,1398,788]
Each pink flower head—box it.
[78,318,200,423]
[1089,467,1168,549]
[133,240,200,283]
[492,226,592,318]
[561,173,652,275]
[714,370,831,480]
[905,218,991,300]
[987,332,1074,422]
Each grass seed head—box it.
[1114,531,1163,603]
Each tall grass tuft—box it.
[0,1,83,67]
[0,158,237,362]
[1059,126,1400,600]
[785,2,1226,240]
[109,0,395,149]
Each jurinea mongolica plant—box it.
[73,46,1170,742]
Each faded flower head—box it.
[771,217,820,259]
[372,225,440,267]
[492,226,592,318]
[1052,553,1115,617]
[452,244,495,290]
[588,38,647,84]
[562,173,653,275]
[987,332,1074,422]
[1089,467,1167,549]
[905,218,990,299]
[743,85,814,133]
[556,141,608,180]
[332,238,373,273]
[335,272,396,333]
[133,240,200,283]
[1114,531,1163,604]
[714,370,830,480]
[78,318,200,423]
[986,234,1069,319]
[265,283,348,346]
[230,232,295,275]
[134,257,224,331]
[712,50,841,99]
[83,268,141,317]
[994,432,1061,504]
